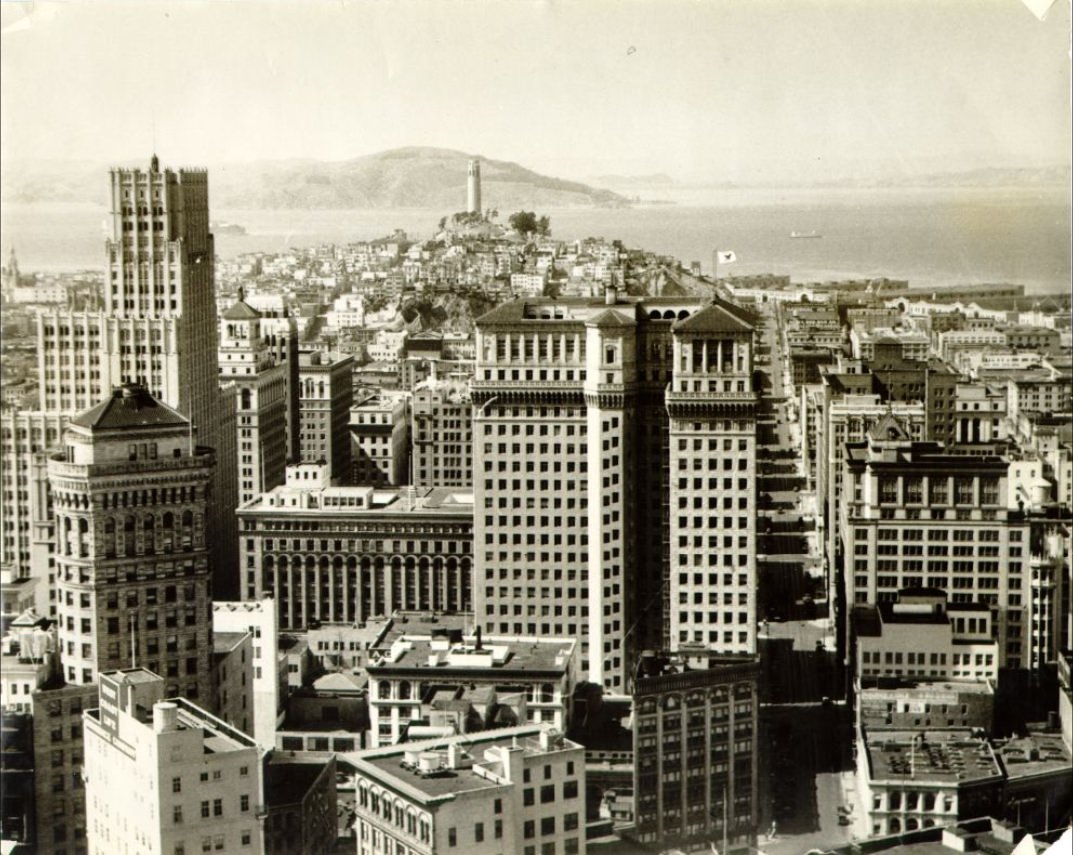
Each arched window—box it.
[889,817,901,833]
[123,515,136,554]
[143,514,155,554]
[398,681,411,700]
[905,818,919,831]
[378,682,391,699]
[103,518,116,558]
[540,683,555,703]
[180,510,194,550]
[77,517,89,557]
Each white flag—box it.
[717,250,737,264]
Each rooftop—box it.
[239,484,474,516]
[369,633,574,678]
[69,383,189,431]
[212,632,249,656]
[864,728,1001,784]
[264,751,334,808]
[351,725,578,804]
[993,730,1071,780]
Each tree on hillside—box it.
[509,211,551,237]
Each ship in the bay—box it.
[211,221,247,236]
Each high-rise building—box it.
[466,158,481,215]
[219,289,291,507]
[83,669,263,855]
[472,292,758,692]
[297,350,354,482]
[0,409,69,613]
[47,384,215,699]
[34,158,239,597]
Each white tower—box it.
[467,158,482,214]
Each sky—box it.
[1,0,1070,184]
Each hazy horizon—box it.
[2,1,1070,186]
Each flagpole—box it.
[723,785,728,855]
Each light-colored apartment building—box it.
[83,669,263,855]
[353,725,586,855]
[0,409,69,613]
[298,350,354,482]
[213,598,284,750]
[219,290,291,507]
[853,589,1000,683]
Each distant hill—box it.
[1,147,629,209]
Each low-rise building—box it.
[856,728,1003,837]
[263,750,338,855]
[214,599,285,750]
[238,475,473,628]
[853,589,999,683]
[352,725,586,855]
[366,630,577,748]
[856,680,994,733]
[212,630,254,738]
[0,610,58,714]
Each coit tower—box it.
[467,158,481,214]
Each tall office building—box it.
[666,305,759,654]
[466,158,481,215]
[47,384,215,699]
[0,409,69,613]
[297,351,354,482]
[473,290,758,692]
[32,384,216,854]
[219,289,290,507]
[35,158,239,596]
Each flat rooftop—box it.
[264,752,333,808]
[370,634,574,678]
[240,485,473,515]
[213,632,248,656]
[994,731,1071,780]
[864,729,1001,784]
[351,726,578,804]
